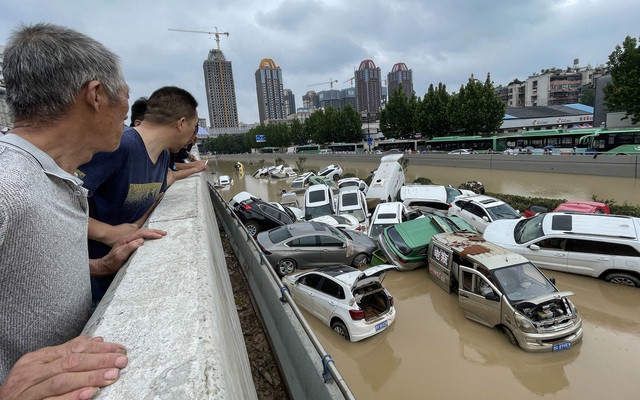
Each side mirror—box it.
[485,291,500,302]
[529,244,540,251]
[367,213,372,218]
[342,242,347,248]
[549,277,556,285]
[482,216,490,222]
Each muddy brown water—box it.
[208,157,640,400]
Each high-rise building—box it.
[354,59,382,116]
[203,49,239,129]
[302,91,320,109]
[283,88,296,116]
[318,90,341,110]
[255,58,286,124]
[387,62,413,99]
[341,87,356,110]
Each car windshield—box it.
[341,192,359,206]
[386,227,412,256]
[341,209,366,223]
[370,223,391,238]
[325,224,347,241]
[486,203,521,220]
[304,204,333,220]
[290,180,304,188]
[492,262,556,303]
[445,187,463,203]
[514,214,545,244]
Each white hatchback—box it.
[283,264,397,342]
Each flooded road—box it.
[207,157,640,399]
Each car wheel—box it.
[244,220,259,236]
[276,259,297,277]
[331,320,350,341]
[605,272,640,287]
[504,327,519,347]
[333,174,340,181]
[352,253,369,268]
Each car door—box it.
[293,273,323,317]
[458,266,502,328]
[313,278,343,324]
[286,235,321,268]
[317,234,349,264]
[462,203,490,233]
[523,237,569,273]
[564,239,614,277]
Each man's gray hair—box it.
[4,23,127,124]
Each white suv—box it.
[448,195,522,233]
[483,212,640,287]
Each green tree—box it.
[604,35,640,124]
[380,85,414,139]
[289,118,308,145]
[337,104,363,143]
[454,74,505,135]
[415,83,453,137]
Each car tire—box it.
[605,272,640,287]
[244,220,259,236]
[276,259,297,277]
[504,327,519,347]
[352,253,369,268]
[331,320,350,341]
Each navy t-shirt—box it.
[78,127,169,301]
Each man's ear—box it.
[85,80,102,112]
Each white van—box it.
[365,154,405,208]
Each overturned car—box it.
[426,231,583,352]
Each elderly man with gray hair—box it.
[0,23,166,399]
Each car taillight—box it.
[257,243,271,255]
[356,226,362,231]
[242,204,252,210]
[398,257,409,264]
[349,309,365,321]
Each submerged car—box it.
[256,221,377,276]
[337,177,369,194]
[400,185,475,211]
[367,202,419,238]
[233,197,297,236]
[376,213,476,271]
[554,200,611,214]
[317,164,343,181]
[448,195,522,233]
[337,186,370,231]
[283,264,397,341]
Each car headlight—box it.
[514,312,537,333]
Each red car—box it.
[554,200,611,214]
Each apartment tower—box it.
[203,49,239,129]
[387,62,413,99]
[255,58,286,123]
[354,59,382,116]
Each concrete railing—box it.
[84,172,257,399]
[208,184,354,400]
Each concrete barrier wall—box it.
[84,173,257,399]
[209,185,351,400]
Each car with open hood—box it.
[282,264,396,341]
[427,231,583,352]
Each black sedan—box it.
[233,197,297,236]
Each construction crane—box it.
[308,78,338,90]
[168,27,232,128]
[344,77,355,87]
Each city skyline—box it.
[1,1,637,125]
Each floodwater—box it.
[207,157,640,400]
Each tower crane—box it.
[307,78,338,90]
[344,77,355,87]
[168,27,232,128]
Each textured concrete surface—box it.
[84,172,257,400]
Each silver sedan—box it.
[256,221,378,276]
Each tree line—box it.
[204,35,640,154]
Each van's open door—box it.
[427,242,454,293]
[458,266,501,327]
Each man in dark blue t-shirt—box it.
[78,86,202,302]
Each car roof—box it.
[456,194,505,207]
[374,202,402,214]
[400,185,447,201]
[542,213,639,239]
[388,216,446,248]
[433,232,531,269]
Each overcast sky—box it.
[1,1,638,125]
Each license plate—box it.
[375,320,388,331]
[552,342,571,351]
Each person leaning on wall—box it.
[0,22,166,399]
